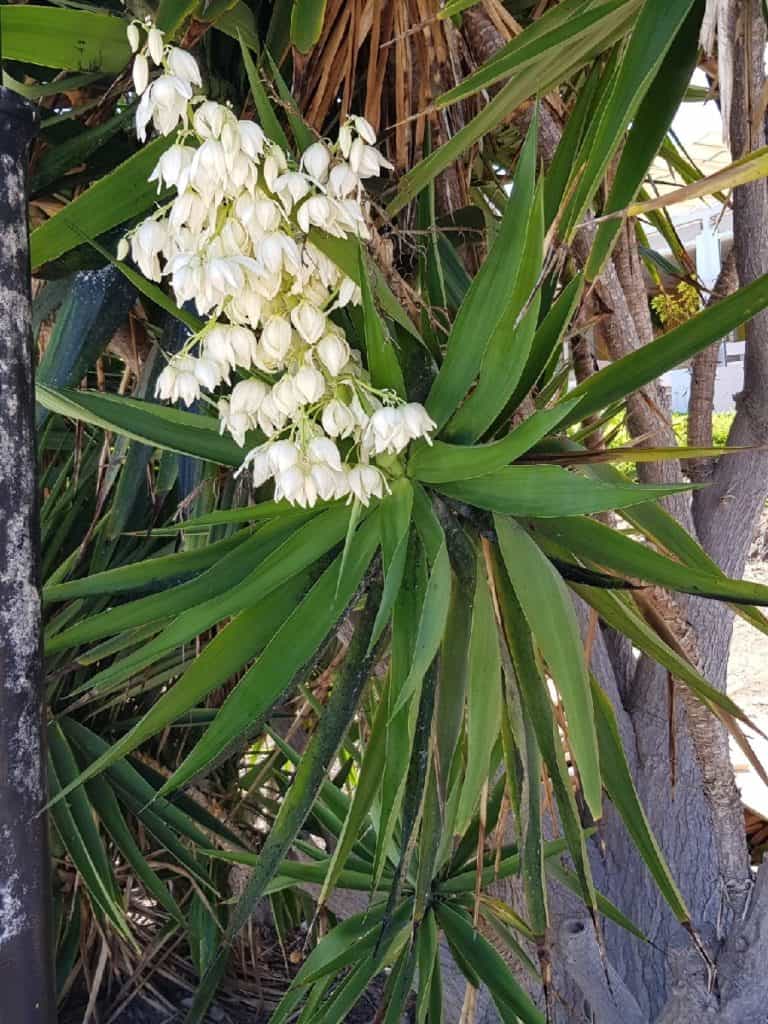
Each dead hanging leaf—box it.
[291,0,484,173]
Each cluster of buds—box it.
[121,21,435,507]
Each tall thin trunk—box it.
[0,88,56,1023]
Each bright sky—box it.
[670,68,729,179]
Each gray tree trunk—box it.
[0,87,56,1022]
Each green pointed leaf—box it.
[586,0,702,277]
[46,515,311,654]
[445,178,545,442]
[533,515,768,605]
[37,386,254,466]
[495,516,601,818]
[573,584,755,727]
[391,496,451,717]
[84,772,184,924]
[408,399,580,484]
[358,250,406,397]
[159,512,379,797]
[455,556,503,834]
[558,0,697,239]
[436,904,546,1023]
[591,680,689,921]
[372,532,428,891]
[369,478,414,650]
[44,530,249,603]
[437,465,692,517]
[53,579,307,796]
[290,0,328,52]
[0,7,129,72]
[48,725,131,939]
[436,0,633,107]
[314,695,389,909]
[387,1,638,215]
[183,580,385,1024]
[426,116,538,430]
[31,134,176,269]
[563,272,768,425]
[491,553,598,920]
[237,31,290,151]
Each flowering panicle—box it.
[121,21,435,507]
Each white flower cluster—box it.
[121,20,435,508]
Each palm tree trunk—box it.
[0,87,56,1024]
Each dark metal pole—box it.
[0,87,56,1022]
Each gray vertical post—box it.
[0,88,56,1022]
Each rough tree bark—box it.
[0,88,56,1022]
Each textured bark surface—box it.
[0,88,55,1022]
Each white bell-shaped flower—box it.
[262,143,288,191]
[238,444,273,486]
[350,115,377,144]
[238,120,266,160]
[316,333,350,376]
[218,399,251,446]
[147,26,165,65]
[328,162,360,199]
[311,463,349,501]
[155,354,213,406]
[261,316,293,364]
[149,144,195,192]
[347,464,389,506]
[190,138,228,198]
[290,302,326,345]
[275,464,318,508]
[256,392,286,436]
[365,406,410,455]
[127,22,141,54]
[193,100,231,139]
[301,141,332,184]
[273,171,311,212]
[294,366,326,405]
[339,122,353,159]
[258,232,300,275]
[137,75,192,139]
[230,377,268,415]
[167,252,204,305]
[348,137,394,178]
[303,243,340,290]
[227,289,263,329]
[267,440,300,474]
[401,402,436,444]
[272,377,301,416]
[336,277,361,308]
[130,218,167,281]
[321,398,357,439]
[194,355,225,392]
[169,189,209,234]
[247,197,283,235]
[308,435,343,472]
[166,47,202,87]
[296,195,334,234]
[133,52,150,95]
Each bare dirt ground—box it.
[728,541,768,818]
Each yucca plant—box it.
[8,0,768,1021]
